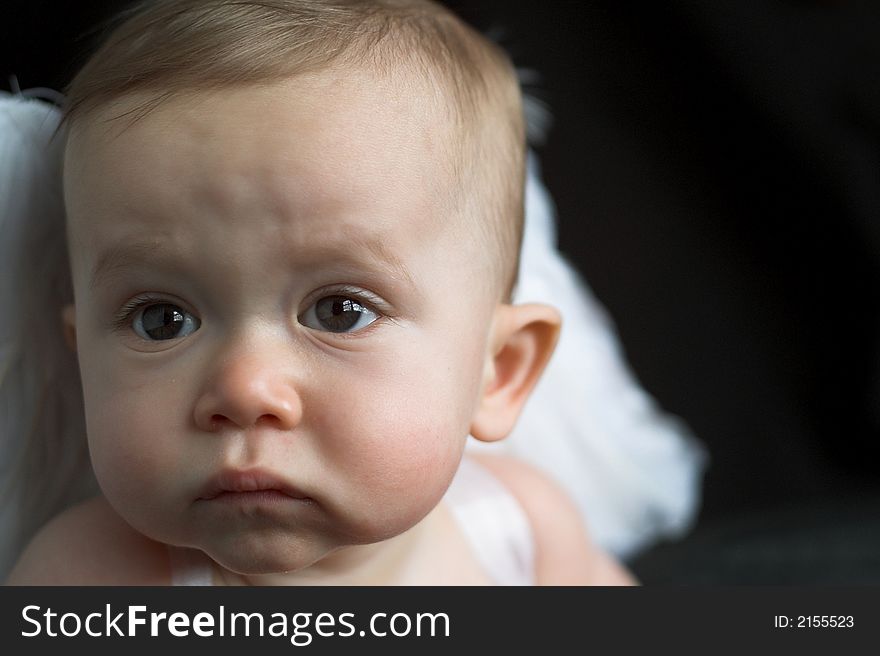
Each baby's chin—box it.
[199,530,342,577]
[197,519,425,582]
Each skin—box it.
[7,67,634,585]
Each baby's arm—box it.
[5,496,170,585]
[469,454,637,585]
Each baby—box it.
[7,0,634,585]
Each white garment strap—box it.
[443,457,536,586]
[168,546,213,586]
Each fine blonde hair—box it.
[64,0,526,297]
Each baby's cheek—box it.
[84,382,180,502]
[85,388,196,547]
[313,364,468,526]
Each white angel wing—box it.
[0,93,95,579]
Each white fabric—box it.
[443,457,535,586]
[0,94,40,579]
[168,545,214,586]
[0,92,90,580]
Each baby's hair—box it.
[64,0,526,298]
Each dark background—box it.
[3,0,879,582]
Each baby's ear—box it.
[61,304,77,352]
[470,303,561,443]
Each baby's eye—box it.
[298,295,379,333]
[132,303,201,341]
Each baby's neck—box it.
[211,503,450,586]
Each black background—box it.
[3,0,879,582]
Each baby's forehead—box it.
[63,72,480,265]
[68,68,463,191]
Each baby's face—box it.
[63,70,498,575]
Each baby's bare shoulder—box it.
[5,496,170,585]
[468,453,637,586]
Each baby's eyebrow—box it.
[89,234,416,290]
[333,232,415,289]
[89,239,167,291]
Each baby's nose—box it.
[193,352,302,432]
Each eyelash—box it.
[303,286,387,315]
[111,292,169,332]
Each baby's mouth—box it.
[199,468,313,503]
